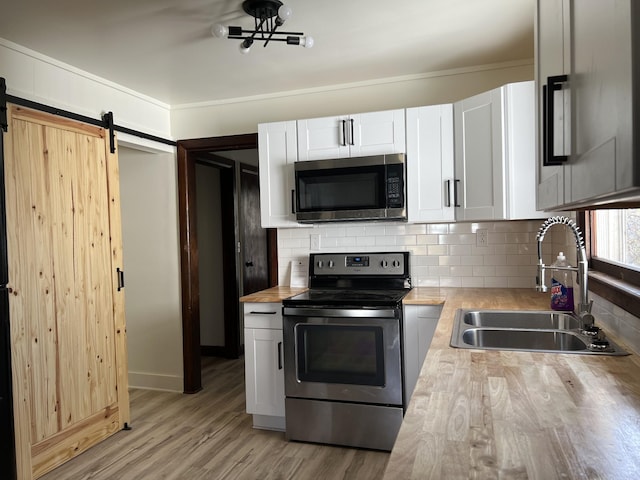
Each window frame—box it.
[581,211,640,318]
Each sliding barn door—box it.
[3,105,129,479]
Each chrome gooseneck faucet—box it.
[536,216,594,327]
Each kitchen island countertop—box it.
[385,287,640,479]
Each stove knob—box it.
[380,260,388,268]
[317,260,324,269]
[328,260,335,268]
[392,260,401,268]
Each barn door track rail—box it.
[0,77,176,150]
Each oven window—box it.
[296,324,385,386]
[297,168,382,211]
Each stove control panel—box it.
[312,252,407,276]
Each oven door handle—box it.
[283,307,398,318]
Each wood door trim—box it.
[177,133,266,394]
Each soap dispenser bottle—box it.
[550,252,574,311]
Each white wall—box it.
[119,146,183,392]
[196,165,225,347]
[170,60,533,139]
[0,38,171,140]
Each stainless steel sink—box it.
[462,310,581,330]
[450,309,628,355]
[462,328,587,352]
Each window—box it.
[585,209,640,318]
[592,209,640,270]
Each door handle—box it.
[277,342,283,370]
[445,180,451,207]
[245,261,254,267]
[544,75,569,166]
[116,268,125,291]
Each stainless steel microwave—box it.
[294,153,407,223]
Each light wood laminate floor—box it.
[40,356,389,480]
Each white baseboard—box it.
[128,371,183,392]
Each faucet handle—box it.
[579,311,595,329]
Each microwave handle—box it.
[291,189,296,214]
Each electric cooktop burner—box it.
[284,288,410,307]
[283,252,412,308]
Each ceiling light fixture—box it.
[212,0,313,54]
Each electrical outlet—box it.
[476,229,488,247]
[310,234,320,250]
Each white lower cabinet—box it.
[403,305,442,404]
[243,302,285,431]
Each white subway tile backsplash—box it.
[449,244,473,256]
[439,256,461,266]
[462,277,486,288]
[427,224,449,234]
[427,245,449,256]
[416,234,439,245]
[276,219,576,291]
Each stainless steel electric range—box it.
[282,252,412,451]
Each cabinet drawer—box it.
[244,303,283,329]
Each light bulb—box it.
[211,24,228,38]
[278,5,293,22]
[239,38,253,54]
[301,36,314,48]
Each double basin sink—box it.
[450,309,628,355]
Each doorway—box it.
[177,134,277,394]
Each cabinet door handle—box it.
[453,179,461,207]
[349,118,355,146]
[277,342,283,370]
[249,311,278,315]
[445,180,451,207]
[544,75,569,166]
[340,120,347,146]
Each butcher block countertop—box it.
[240,286,640,478]
[239,286,307,303]
[386,287,640,480]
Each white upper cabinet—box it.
[258,121,300,228]
[454,87,504,221]
[536,0,640,209]
[535,0,569,210]
[297,109,406,161]
[406,104,456,223]
[454,81,548,221]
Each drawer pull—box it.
[249,311,278,315]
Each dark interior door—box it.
[240,164,269,295]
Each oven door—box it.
[283,307,403,406]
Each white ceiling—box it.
[0,0,534,106]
